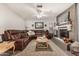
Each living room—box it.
[0,3,79,56]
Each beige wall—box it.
[77,4,79,41]
[0,4,25,34]
[69,4,77,41]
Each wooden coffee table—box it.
[0,41,15,54]
[36,36,48,48]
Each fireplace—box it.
[59,29,69,38]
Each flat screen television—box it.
[35,22,44,29]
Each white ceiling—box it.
[4,3,73,20]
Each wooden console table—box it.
[0,41,15,54]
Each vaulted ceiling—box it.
[4,3,73,20]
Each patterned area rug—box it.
[15,40,68,56]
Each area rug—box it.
[15,40,68,56]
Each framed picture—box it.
[35,22,44,29]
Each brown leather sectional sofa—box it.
[2,30,53,50]
[3,30,31,50]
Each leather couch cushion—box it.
[11,35,15,40]
[11,33,21,40]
